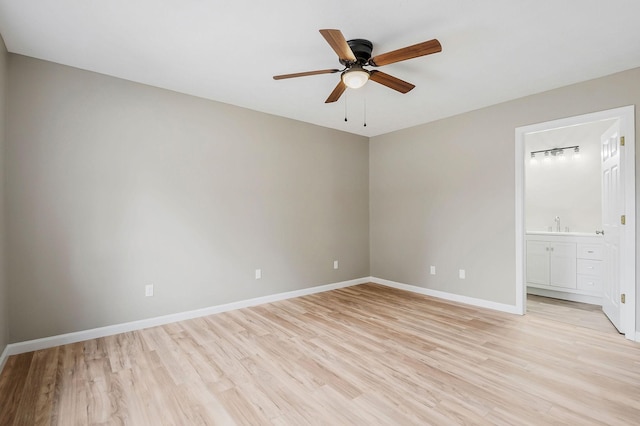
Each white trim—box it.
[515,105,637,340]
[0,345,9,373]
[620,108,637,341]
[515,126,526,315]
[1,277,369,360]
[527,287,602,306]
[371,277,520,314]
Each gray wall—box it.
[4,52,640,343]
[370,107,516,303]
[370,67,640,321]
[7,55,370,342]
[0,36,7,353]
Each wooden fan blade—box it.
[273,69,340,80]
[325,80,347,103]
[319,29,356,63]
[369,39,441,67]
[369,70,415,93]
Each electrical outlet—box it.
[430,265,436,275]
[333,260,339,269]
[255,269,262,280]
[145,284,154,297]
[459,269,466,279]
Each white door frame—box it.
[515,106,636,341]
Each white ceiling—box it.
[525,118,617,152]
[1,1,639,137]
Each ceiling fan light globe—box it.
[342,69,369,89]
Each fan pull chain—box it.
[363,97,367,127]
[344,94,348,122]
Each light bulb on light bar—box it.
[342,66,369,89]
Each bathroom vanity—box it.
[526,232,604,305]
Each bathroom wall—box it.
[525,119,616,233]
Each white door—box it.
[600,120,623,333]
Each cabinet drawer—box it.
[550,242,576,257]
[577,259,603,276]
[577,275,603,293]
[577,243,604,260]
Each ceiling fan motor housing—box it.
[343,39,373,65]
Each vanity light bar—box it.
[530,145,579,158]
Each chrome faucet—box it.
[554,216,561,232]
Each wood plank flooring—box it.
[1,283,639,425]
[526,294,619,334]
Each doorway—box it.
[515,106,636,340]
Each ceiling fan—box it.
[273,29,442,103]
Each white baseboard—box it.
[1,277,369,363]
[0,276,566,371]
[0,345,9,374]
[371,277,520,314]
[526,286,602,305]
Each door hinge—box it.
[620,136,625,146]
[621,293,626,304]
[621,215,626,225]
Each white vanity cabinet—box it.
[526,241,576,288]
[526,233,603,304]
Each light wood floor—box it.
[1,284,639,425]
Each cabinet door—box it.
[549,242,577,289]
[526,241,550,285]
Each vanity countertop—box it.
[526,231,600,237]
